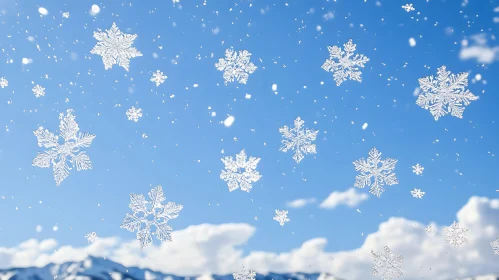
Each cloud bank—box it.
[459,34,499,64]
[319,188,368,209]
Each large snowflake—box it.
[233,265,256,280]
[443,221,469,248]
[371,246,403,280]
[121,185,183,250]
[90,22,143,71]
[215,49,257,84]
[416,66,478,120]
[32,109,96,186]
[220,149,261,193]
[273,209,290,226]
[491,235,499,255]
[322,39,370,86]
[279,117,319,164]
[353,147,398,197]
[150,70,167,86]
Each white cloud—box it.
[319,188,368,209]
[0,197,498,279]
[286,198,316,208]
[459,34,499,64]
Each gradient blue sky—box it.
[0,0,498,259]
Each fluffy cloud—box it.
[0,197,498,279]
[319,188,368,209]
[286,198,316,208]
[459,33,499,64]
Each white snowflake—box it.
[410,188,425,199]
[220,149,261,193]
[62,12,70,18]
[353,147,399,197]
[121,185,183,250]
[126,106,143,122]
[32,84,45,98]
[425,225,436,236]
[279,117,319,163]
[273,209,290,226]
[401,4,415,12]
[443,221,469,248]
[233,265,256,280]
[322,39,370,86]
[412,163,424,175]
[0,77,8,88]
[85,232,99,244]
[371,246,403,280]
[32,109,96,186]
[150,70,167,87]
[215,48,257,85]
[490,235,499,255]
[90,22,143,71]
[416,66,478,121]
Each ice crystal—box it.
[90,22,142,71]
[410,188,425,199]
[215,48,257,84]
[490,235,499,255]
[32,84,45,98]
[126,106,143,122]
[353,147,398,197]
[371,246,403,280]
[32,109,95,186]
[273,209,290,226]
[425,225,436,236]
[401,4,415,12]
[416,66,478,120]
[0,77,8,88]
[121,185,183,250]
[322,39,370,86]
[443,221,469,248]
[150,70,167,87]
[412,163,424,175]
[62,12,70,18]
[233,265,256,280]
[220,150,261,193]
[85,232,99,244]
[279,117,319,163]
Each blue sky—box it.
[0,0,499,276]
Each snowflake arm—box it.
[32,85,45,98]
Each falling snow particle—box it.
[91,4,100,15]
[38,7,48,16]
[401,4,415,12]
[273,209,290,226]
[425,225,436,236]
[362,123,368,130]
[224,115,235,127]
[126,106,143,122]
[85,232,99,244]
[409,38,416,47]
[412,163,424,175]
[410,188,425,199]
[272,84,278,91]
[150,70,167,86]
[32,84,45,98]
[0,77,8,88]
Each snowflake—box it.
[401,4,415,12]
[443,221,469,248]
[273,209,290,226]
[220,149,261,193]
[150,70,167,87]
[412,163,424,175]
[32,84,45,98]
[416,66,478,120]
[90,22,143,71]
[490,235,499,255]
[233,265,256,280]
[0,77,8,88]
[279,117,319,163]
[32,109,96,186]
[425,225,436,236]
[371,246,403,280]
[322,39,370,86]
[120,185,183,250]
[172,0,180,3]
[126,106,143,122]
[85,232,99,244]
[353,147,399,197]
[62,12,70,18]
[215,48,257,85]
[410,188,425,199]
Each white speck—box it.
[475,74,482,81]
[38,7,48,16]
[193,84,199,88]
[152,53,159,59]
[90,4,100,15]
[409,37,416,47]
[213,27,220,35]
[245,93,252,99]
[316,25,322,31]
[272,84,278,91]
[223,115,235,127]
[62,12,70,18]
[53,226,58,232]
[22,58,33,65]
[362,123,368,130]
[36,225,43,232]
[413,87,421,97]
[27,36,35,42]
[211,112,216,117]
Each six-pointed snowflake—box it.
[85,232,99,244]
[410,188,425,199]
[90,22,143,71]
[443,221,469,248]
[126,106,143,122]
[273,209,290,226]
[371,246,403,280]
[401,4,415,12]
[322,39,370,86]
[220,150,262,193]
[490,235,499,255]
[412,163,424,175]
[233,265,256,280]
[215,48,257,84]
[121,185,183,250]
[0,77,8,88]
[416,66,478,120]
[353,147,399,197]
[425,225,436,236]
[32,84,45,98]
[150,70,167,86]
[32,109,96,186]
[279,117,319,163]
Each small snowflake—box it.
[279,117,319,163]
[443,221,469,248]
[32,84,46,98]
[0,77,8,88]
[85,232,99,244]
[150,70,167,87]
[233,265,256,280]
[490,235,499,255]
[121,185,183,250]
[371,246,403,280]
[62,12,70,18]
[172,0,180,3]
[401,4,415,12]
[273,209,290,226]
[126,106,143,122]
[215,48,257,84]
[416,66,478,120]
[412,164,424,175]
[425,225,436,236]
[322,39,370,86]
[353,147,399,197]
[410,188,425,199]
[220,150,261,193]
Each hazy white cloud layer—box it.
[286,198,316,208]
[1,197,498,280]
[319,188,368,209]
[459,33,499,64]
